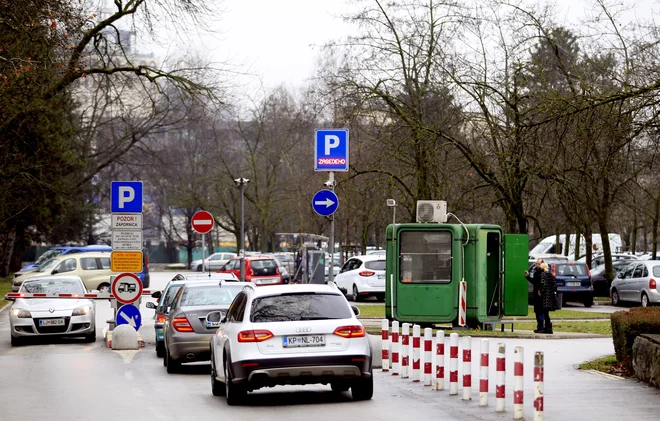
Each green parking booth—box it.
[385,223,528,328]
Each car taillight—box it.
[237,330,274,342]
[334,325,366,338]
[551,265,556,277]
[651,279,657,290]
[157,314,167,323]
[359,271,375,277]
[172,317,194,332]
[145,255,149,271]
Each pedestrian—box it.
[525,258,545,333]
[539,262,558,334]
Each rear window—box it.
[250,259,277,276]
[21,279,85,294]
[250,293,353,322]
[555,263,588,276]
[365,260,385,270]
[653,266,660,277]
[180,285,242,306]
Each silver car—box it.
[163,280,248,373]
[7,275,96,346]
[611,260,660,307]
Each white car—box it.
[334,255,386,301]
[209,283,372,405]
[191,252,237,271]
[8,275,96,346]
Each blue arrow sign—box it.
[116,304,142,331]
[312,190,339,217]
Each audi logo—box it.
[295,327,312,333]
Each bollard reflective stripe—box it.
[423,328,432,386]
[391,321,400,376]
[496,343,506,413]
[412,324,421,382]
[534,352,544,421]
[449,332,459,395]
[513,346,524,420]
[435,330,445,390]
[462,336,472,401]
[480,339,489,407]
[401,323,410,379]
[381,319,390,372]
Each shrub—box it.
[611,307,660,372]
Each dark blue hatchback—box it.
[551,262,593,307]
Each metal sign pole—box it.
[202,233,206,274]
[329,172,335,284]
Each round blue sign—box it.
[116,304,142,331]
[312,190,339,216]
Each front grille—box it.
[34,316,70,334]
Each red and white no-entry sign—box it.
[111,273,143,304]
[192,210,214,234]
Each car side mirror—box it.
[206,311,223,323]
[351,305,360,317]
[151,291,162,299]
[145,302,157,309]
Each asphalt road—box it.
[0,271,657,420]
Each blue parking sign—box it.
[111,181,143,213]
[315,129,349,172]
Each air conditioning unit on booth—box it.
[416,200,448,223]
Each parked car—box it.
[162,280,247,373]
[147,272,239,358]
[261,254,291,284]
[610,260,660,307]
[210,283,372,405]
[334,255,386,301]
[577,252,638,268]
[216,256,283,286]
[15,245,112,278]
[272,252,295,275]
[7,275,97,346]
[189,252,237,272]
[590,260,633,297]
[527,261,594,307]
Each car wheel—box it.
[98,283,110,293]
[10,335,23,347]
[224,356,246,406]
[211,353,226,396]
[583,296,594,308]
[351,372,374,400]
[84,328,96,343]
[331,382,350,393]
[156,341,165,358]
[353,285,361,302]
[196,264,202,272]
[611,290,620,306]
[641,292,649,307]
[166,350,180,373]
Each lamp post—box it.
[234,177,250,281]
[387,199,397,225]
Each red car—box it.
[216,256,282,286]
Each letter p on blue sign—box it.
[111,181,143,213]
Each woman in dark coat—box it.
[539,262,558,334]
[525,258,545,333]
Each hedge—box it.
[611,307,660,371]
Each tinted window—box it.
[633,264,644,278]
[180,285,242,306]
[642,266,649,278]
[99,258,110,269]
[228,293,247,322]
[21,279,85,294]
[250,259,277,276]
[250,293,353,322]
[159,285,182,311]
[555,263,587,276]
[399,231,452,283]
[620,264,635,279]
[365,260,386,270]
[57,258,77,273]
[81,258,98,270]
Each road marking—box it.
[584,369,624,380]
[113,349,140,363]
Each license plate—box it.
[39,319,64,326]
[567,281,581,287]
[206,321,221,328]
[283,335,325,348]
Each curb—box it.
[104,328,146,349]
[0,302,10,316]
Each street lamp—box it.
[234,177,250,281]
[387,199,396,225]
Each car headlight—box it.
[11,308,31,318]
[72,305,92,316]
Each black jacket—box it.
[526,269,543,312]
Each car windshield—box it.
[160,285,183,310]
[21,278,85,294]
[35,258,59,273]
[34,250,63,265]
[180,285,242,306]
[530,241,553,254]
[365,260,386,270]
[555,263,588,276]
[250,259,278,276]
[250,293,353,322]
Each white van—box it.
[529,233,622,261]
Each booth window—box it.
[399,231,452,283]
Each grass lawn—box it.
[356,305,611,320]
[513,320,612,335]
[579,355,632,377]
[0,276,12,308]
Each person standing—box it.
[539,262,558,334]
[525,258,545,333]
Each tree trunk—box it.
[0,231,16,277]
[574,230,581,261]
[597,212,614,283]
[584,230,593,269]
[653,191,660,259]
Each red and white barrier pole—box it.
[480,339,489,406]
[496,343,506,412]
[391,321,400,376]
[513,346,524,419]
[435,330,445,390]
[462,335,472,400]
[449,332,459,395]
[401,323,410,378]
[534,351,544,421]
[381,319,390,372]
[424,328,433,386]
[458,280,467,327]
[412,324,421,382]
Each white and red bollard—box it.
[391,321,400,376]
[435,330,445,390]
[513,346,524,419]
[381,319,390,372]
[401,323,410,378]
[424,328,433,386]
[534,351,544,421]
[458,280,467,327]
[480,339,489,407]
[496,343,506,412]
[412,324,421,382]
[449,332,459,395]
[462,335,472,400]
